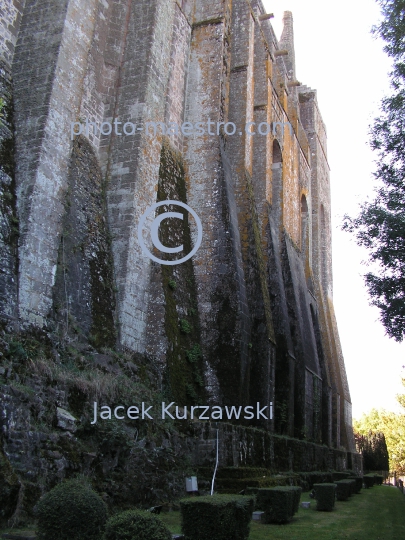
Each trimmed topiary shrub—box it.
[314,483,336,511]
[364,474,375,488]
[291,486,302,514]
[348,477,363,494]
[245,488,258,509]
[256,487,295,524]
[180,495,253,540]
[104,509,171,540]
[274,486,302,515]
[374,475,384,485]
[335,480,352,501]
[36,478,107,540]
[215,467,269,479]
[347,479,357,495]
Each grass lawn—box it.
[2,485,403,539]
[159,485,405,540]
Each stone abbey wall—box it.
[0,0,355,459]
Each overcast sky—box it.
[263,0,405,418]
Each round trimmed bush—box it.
[104,510,172,540]
[36,478,107,540]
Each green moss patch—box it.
[157,140,204,405]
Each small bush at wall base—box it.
[364,474,375,488]
[347,478,357,495]
[255,487,295,524]
[374,475,383,485]
[269,485,302,515]
[314,483,336,511]
[289,486,302,514]
[348,476,363,494]
[245,488,258,509]
[180,494,253,540]
[103,509,172,540]
[335,480,352,501]
[36,478,107,540]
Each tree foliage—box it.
[354,430,390,471]
[353,374,405,474]
[343,0,405,341]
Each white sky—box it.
[263,0,405,418]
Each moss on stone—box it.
[0,63,19,272]
[52,136,117,349]
[89,246,116,349]
[0,441,20,523]
[157,140,205,405]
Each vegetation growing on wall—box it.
[157,140,205,405]
[52,136,116,349]
[0,327,194,524]
[0,63,18,269]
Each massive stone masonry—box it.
[0,0,360,524]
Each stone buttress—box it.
[0,0,355,452]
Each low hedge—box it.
[344,469,357,476]
[313,483,336,511]
[298,471,334,490]
[216,467,269,479]
[36,478,107,540]
[335,480,353,501]
[256,487,295,524]
[332,471,350,481]
[364,474,375,488]
[374,475,384,485]
[245,488,258,509]
[104,510,171,540]
[216,476,296,491]
[180,495,253,540]
[196,467,269,480]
